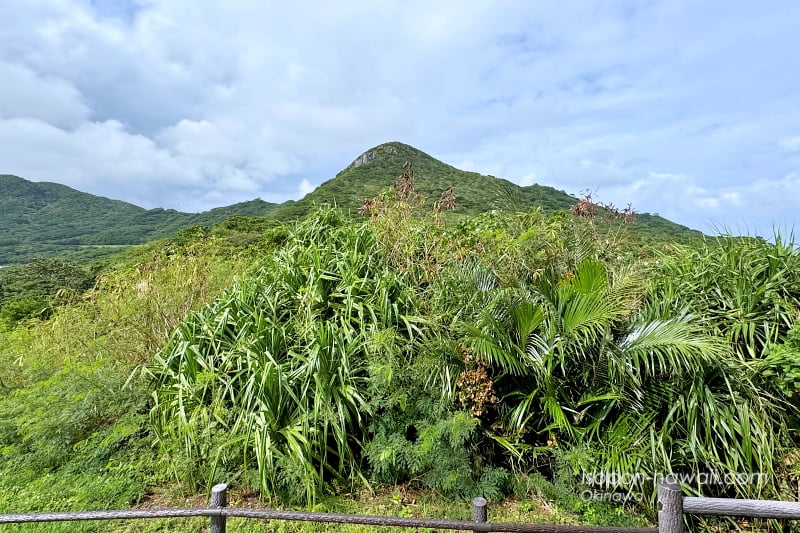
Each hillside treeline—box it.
[1,186,799,530]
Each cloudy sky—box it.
[2,0,799,237]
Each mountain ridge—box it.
[0,142,701,263]
[0,174,279,263]
[267,142,580,220]
[267,142,700,244]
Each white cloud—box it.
[0,0,799,236]
[0,61,89,128]
[601,171,800,237]
[0,117,195,204]
[298,179,315,197]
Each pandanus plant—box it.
[147,209,423,502]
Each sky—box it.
[1,0,799,237]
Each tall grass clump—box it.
[147,209,426,503]
[641,232,800,497]
[644,233,800,359]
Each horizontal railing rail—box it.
[0,483,657,533]
[6,479,800,532]
[682,496,800,519]
[658,479,800,532]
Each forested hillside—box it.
[269,142,578,218]
[0,174,278,264]
[269,142,701,245]
[0,170,797,532]
[0,143,701,265]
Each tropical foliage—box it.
[144,174,800,509]
[1,163,799,532]
[463,255,785,496]
[147,210,425,502]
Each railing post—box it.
[210,483,228,533]
[472,496,487,532]
[658,478,683,533]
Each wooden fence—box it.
[658,479,800,531]
[1,480,798,532]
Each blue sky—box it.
[1,1,799,237]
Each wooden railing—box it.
[658,479,800,532]
[0,483,655,533]
[2,480,799,532]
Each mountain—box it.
[0,142,701,264]
[0,174,278,264]
[269,142,577,220]
[269,142,701,243]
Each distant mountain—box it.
[269,142,701,243]
[0,142,701,264]
[0,174,278,264]
[269,142,578,220]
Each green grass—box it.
[63,481,652,533]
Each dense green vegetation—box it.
[0,143,700,265]
[268,142,701,247]
[268,142,578,217]
[1,155,798,532]
[0,174,278,264]
[0,258,94,323]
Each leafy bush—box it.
[462,254,788,500]
[148,209,426,502]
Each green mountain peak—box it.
[0,143,701,264]
[270,141,578,219]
